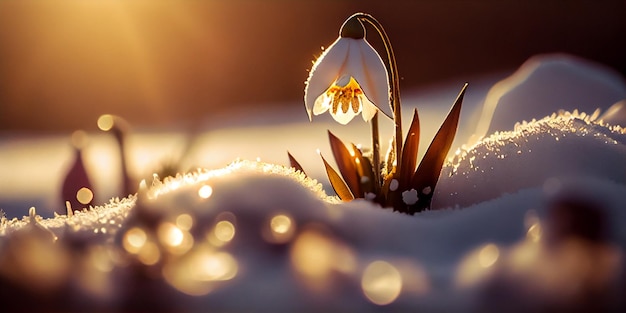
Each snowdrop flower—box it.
[304,16,392,125]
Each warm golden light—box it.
[97,114,114,131]
[76,246,115,299]
[198,185,213,199]
[271,215,291,234]
[524,210,542,242]
[176,213,194,231]
[158,223,184,247]
[137,241,161,266]
[162,245,238,296]
[290,227,356,291]
[70,130,88,149]
[122,227,147,254]
[76,187,93,204]
[158,222,193,255]
[527,223,542,242]
[88,246,114,273]
[479,243,500,268]
[456,243,501,288]
[207,212,237,247]
[264,214,295,244]
[123,227,161,266]
[214,221,236,243]
[361,261,402,306]
[1,231,71,292]
[76,187,94,205]
[195,251,238,281]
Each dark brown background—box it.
[1,0,624,132]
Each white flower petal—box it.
[343,41,369,94]
[304,38,350,120]
[312,94,330,115]
[361,97,378,122]
[355,39,392,119]
[331,106,358,125]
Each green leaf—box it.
[400,109,420,186]
[410,83,467,211]
[321,154,354,201]
[328,131,362,198]
[287,151,306,176]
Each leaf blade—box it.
[351,144,376,196]
[321,154,354,201]
[287,151,306,176]
[410,83,467,210]
[400,109,420,186]
[328,131,362,197]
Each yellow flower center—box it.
[326,76,364,115]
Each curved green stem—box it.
[355,13,403,177]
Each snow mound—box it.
[475,54,626,138]
[601,100,626,126]
[0,155,624,311]
[434,110,626,209]
[0,196,135,240]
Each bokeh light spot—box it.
[158,223,184,247]
[214,221,236,243]
[265,214,295,244]
[76,187,94,205]
[361,261,402,306]
[271,214,291,234]
[122,227,147,254]
[478,243,500,268]
[290,226,356,291]
[163,245,238,296]
[137,241,160,266]
[158,222,193,255]
[70,130,88,149]
[176,213,194,231]
[97,114,114,131]
[198,185,213,199]
[527,223,542,242]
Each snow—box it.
[1,122,625,311]
[434,110,626,209]
[473,53,626,142]
[0,54,625,311]
[401,188,418,205]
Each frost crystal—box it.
[402,189,418,205]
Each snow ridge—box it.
[435,110,626,209]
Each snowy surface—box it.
[435,110,626,209]
[474,53,626,140]
[0,54,625,311]
[1,126,625,311]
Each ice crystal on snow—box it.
[435,110,626,209]
[0,196,136,239]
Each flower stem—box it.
[371,112,381,190]
[355,13,403,177]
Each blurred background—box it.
[1,0,624,133]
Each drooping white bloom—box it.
[304,20,391,125]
